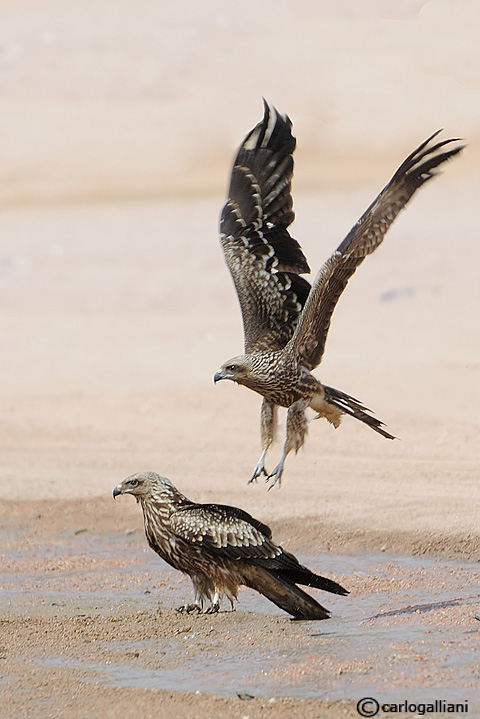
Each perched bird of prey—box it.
[214,100,463,487]
[113,471,348,619]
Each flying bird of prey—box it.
[113,471,348,619]
[214,100,463,487]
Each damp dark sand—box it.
[1,499,479,719]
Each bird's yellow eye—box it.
[129,479,139,487]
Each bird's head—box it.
[213,356,252,387]
[113,471,173,503]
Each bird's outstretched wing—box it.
[220,99,311,353]
[170,503,281,559]
[288,131,464,370]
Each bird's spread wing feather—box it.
[170,503,282,560]
[220,100,311,353]
[288,131,464,370]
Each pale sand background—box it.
[1,0,479,544]
[1,0,479,205]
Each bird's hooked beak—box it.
[112,485,123,499]
[213,370,224,384]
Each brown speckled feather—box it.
[113,472,348,619]
[215,103,463,487]
[288,131,463,370]
[170,504,281,560]
[220,100,311,353]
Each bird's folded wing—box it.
[220,100,311,353]
[288,131,464,370]
[170,503,281,560]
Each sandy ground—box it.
[2,182,480,718]
[2,500,480,719]
[1,1,480,717]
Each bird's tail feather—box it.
[278,566,348,596]
[270,550,349,595]
[324,385,396,440]
[242,565,331,620]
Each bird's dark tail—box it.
[276,558,349,596]
[323,385,396,440]
[241,564,333,620]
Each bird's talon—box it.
[205,602,220,614]
[176,603,201,614]
[265,466,283,490]
[266,476,282,491]
[248,464,268,485]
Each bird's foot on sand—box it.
[176,603,202,614]
[205,602,220,614]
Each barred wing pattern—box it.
[170,502,347,595]
[170,503,281,560]
[289,131,463,370]
[220,100,311,353]
[114,473,350,616]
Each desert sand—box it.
[1,1,480,717]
